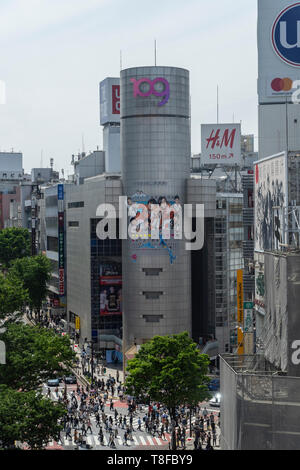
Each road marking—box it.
[86,436,93,446]
[117,436,123,446]
[64,437,70,446]
[94,436,100,446]
[139,436,147,445]
[132,436,139,446]
[147,436,155,445]
[154,437,162,445]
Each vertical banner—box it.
[237,269,244,324]
[237,269,244,355]
[75,316,80,330]
[58,184,65,296]
[237,327,244,355]
[244,302,254,332]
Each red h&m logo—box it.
[206,128,236,150]
[112,85,120,114]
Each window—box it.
[47,236,58,252]
[142,268,163,276]
[68,201,84,209]
[143,315,163,323]
[68,221,79,227]
[142,292,163,299]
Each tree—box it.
[0,385,66,450]
[9,254,52,313]
[0,273,28,322]
[0,323,75,391]
[124,332,211,450]
[0,228,30,268]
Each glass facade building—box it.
[215,193,243,352]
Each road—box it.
[40,383,220,450]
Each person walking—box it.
[65,425,72,440]
[137,417,142,431]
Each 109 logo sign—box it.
[130,77,170,106]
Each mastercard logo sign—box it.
[271,77,294,92]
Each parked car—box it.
[209,393,221,408]
[64,375,77,384]
[208,378,220,391]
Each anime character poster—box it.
[127,192,181,264]
[255,153,287,252]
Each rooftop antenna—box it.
[40,149,43,168]
[82,133,85,154]
[120,50,122,71]
[217,85,219,124]
[154,39,157,66]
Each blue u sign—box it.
[272,2,300,67]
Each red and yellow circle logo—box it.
[271,77,293,92]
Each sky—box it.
[0,0,258,176]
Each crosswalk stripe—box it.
[94,436,100,446]
[147,436,155,445]
[64,437,70,446]
[132,436,139,446]
[154,437,162,445]
[86,436,93,446]
[117,436,123,446]
[103,435,108,446]
[139,436,147,445]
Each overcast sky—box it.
[0,0,258,175]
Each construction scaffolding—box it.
[220,354,300,450]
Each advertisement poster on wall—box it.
[99,257,122,316]
[254,152,287,252]
[128,191,181,264]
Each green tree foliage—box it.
[125,332,211,414]
[9,254,52,311]
[125,332,211,450]
[0,228,30,268]
[0,323,75,391]
[0,385,66,450]
[0,273,29,321]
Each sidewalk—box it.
[71,341,124,394]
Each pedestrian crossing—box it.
[46,432,171,449]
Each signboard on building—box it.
[258,1,300,103]
[75,316,80,330]
[58,184,65,296]
[244,301,254,332]
[244,332,254,355]
[201,123,241,166]
[237,269,244,324]
[100,258,122,316]
[99,78,120,125]
[254,151,288,252]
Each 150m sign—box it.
[201,123,241,166]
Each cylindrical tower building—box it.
[121,66,191,353]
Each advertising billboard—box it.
[100,258,122,316]
[99,77,120,125]
[127,191,180,264]
[58,184,65,296]
[254,151,288,252]
[201,123,241,166]
[237,269,244,325]
[258,0,300,103]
